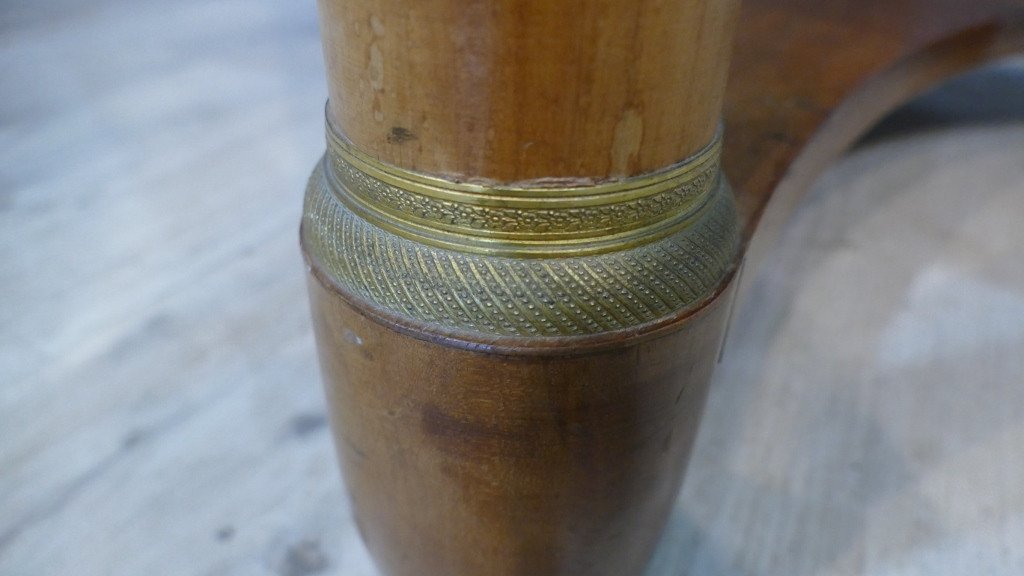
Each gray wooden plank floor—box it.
[2,1,1023,575]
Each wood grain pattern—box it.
[308,276,733,576]
[317,0,740,181]
[308,1,1024,574]
[309,2,742,574]
[726,0,1024,277]
[2,0,1023,575]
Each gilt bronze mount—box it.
[304,121,738,338]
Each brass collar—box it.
[325,122,723,258]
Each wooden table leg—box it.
[302,0,1024,574]
[304,1,740,574]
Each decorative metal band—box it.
[325,121,723,258]
[303,139,740,338]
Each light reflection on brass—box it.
[302,115,739,337]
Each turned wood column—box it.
[317,0,738,181]
[303,1,741,575]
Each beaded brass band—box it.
[303,118,740,338]
[326,120,723,257]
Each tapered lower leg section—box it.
[307,272,735,576]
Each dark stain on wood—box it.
[387,126,417,144]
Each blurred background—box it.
[2,1,1022,575]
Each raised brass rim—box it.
[303,160,739,338]
[325,118,723,257]
[306,115,739,338]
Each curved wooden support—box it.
[727,0,1024,292]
